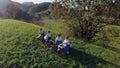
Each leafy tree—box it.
[51,0,120,41]
[103,2,120,25]
[28,2,51,15]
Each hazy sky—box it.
[12,0,54,3]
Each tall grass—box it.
[0,19,120,68]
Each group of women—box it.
[37,28,70,55]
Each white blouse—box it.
[63,39,70,45]
[39,30,44,34]
[55,37,62,41]
[47,33,51,37]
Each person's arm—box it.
[39,30,40,34]
[58,43,64,48]
[55,37,57,43]
[46,34,48,37]
[50,33,52,37]
[69,40,70,45]
[60,37,63,42]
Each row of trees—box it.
[51,0,120,41]
[28,2,51,16]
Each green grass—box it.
[94,25,120,49]
[0,19,120,68]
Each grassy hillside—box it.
[0,19,120,68]
[94,25,120,49]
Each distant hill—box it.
[28,2,51,17]
[22,2,35,12]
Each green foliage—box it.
[51,2,102,41]
[91,2,120,25]
[28,2,51,16]
[51,0,120,41]
[0,19,120,68]
[93,25,120,49]
[49,2,63,19]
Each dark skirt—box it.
[55,40,62,46]
[61,45,70,53]
[48,37,51,40]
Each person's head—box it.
[57,34,61,37]
[48,31,51,33]
[40,28,42,30]
[65,35,69,39]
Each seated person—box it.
[39,28,45,36]
[55,34,63,46]
[44,31,52,43]
[53,34,63,51]
[36,28,44,39]
[58,36,70,54]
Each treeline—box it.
[2,2,51,22]
[51,0,120,41]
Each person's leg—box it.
[42,33,45,37]
[66,45,70,54]
[61,45,70,54]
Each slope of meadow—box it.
[0,19,120,68]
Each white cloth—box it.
[55,36,62,41]
[63,39,70,45]
[44,35,48,40]
[58,43,66,51]
[39,30,44,34]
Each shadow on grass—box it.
[39,39,120,68]
[66,48,120,68]
[99,44,120,54]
